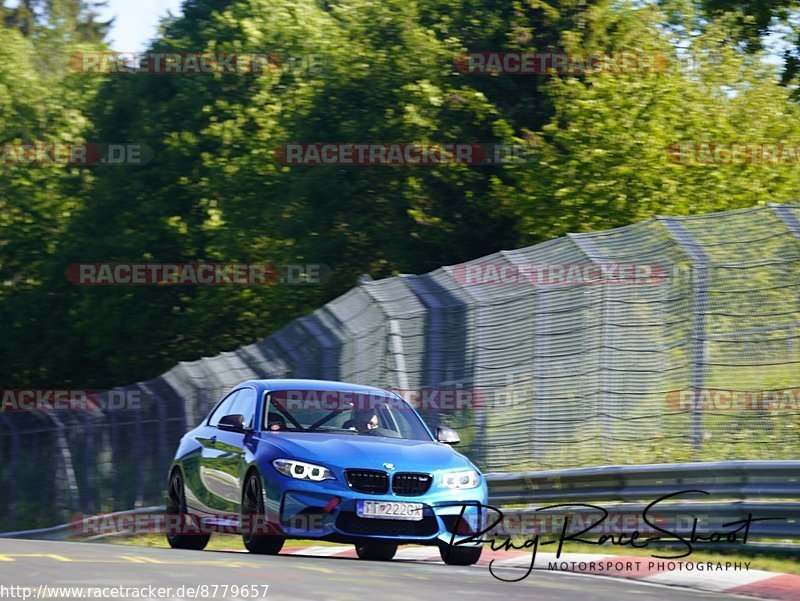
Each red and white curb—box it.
[274,546,800,600]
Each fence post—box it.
[769,204,800,362]
[388,319,410,392]
[134,392,144,508]
[404,274,474,438]
[658,217,709,450]
[770,203,800,237]
[110,408,121,509]
[140,381,168,502]
[0,415,19,525]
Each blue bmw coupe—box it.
[166,379,487,564]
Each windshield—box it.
[263,389,432,441]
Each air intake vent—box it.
[336,512,438,536]
[344,469,389,494]
[392,472,432,496]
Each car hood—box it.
[258,431,474,473]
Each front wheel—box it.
[165,469,210,550]
[355,542,397,561]
[439,544,482,565]
[242,472,285,555]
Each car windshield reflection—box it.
[264,390,432,441]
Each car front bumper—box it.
[273,479,489,547]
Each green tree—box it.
[3,0,111,42]
[0,0,107,385]
[509,6,800,241]
[38,0,523,386]
[6,0,800,389]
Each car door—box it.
[184,391,236,515]
[197,389,246,515]
[198,387,258,515]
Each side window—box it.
[208,390,241,427]
[228,387,257,428]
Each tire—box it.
[165,469,210,551]
[242,472,285,555]
[355,542,397,561]
[439,544,482,566]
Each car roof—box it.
[244,378,395,396]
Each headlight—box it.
[439,469,480,489]
[272,459,334,481]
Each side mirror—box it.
[436,426,461,445]
[218,414,249,432]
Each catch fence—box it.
[2,204,799,529]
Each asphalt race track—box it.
[0,539,751,601]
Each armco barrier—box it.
[0,506,166,541]
[483,460,800,551]
[1,461,797,553]
[485,460,800,503]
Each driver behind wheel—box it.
[350,408,379,433]
[346,408,400,437]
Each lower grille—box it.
[392,472,432,496]
[441,514,477,534]
[344,469,389,494]
[282,507,327,531]
[335,512,438,537]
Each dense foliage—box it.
[2,0,800,387]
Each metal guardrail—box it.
[485,460,800,503]
[1,462,798,553]
[485,460,800,551]
[0,506,166,541]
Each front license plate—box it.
[356,500,424,521]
